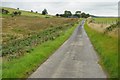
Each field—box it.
[87,17,118,37]
[2,7,78,57]
[85,17,118,78]
[93,18,118,24]
[2,24,78,78]
[1,7,79,78]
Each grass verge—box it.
[2,23,79,78]
[84,22,118,78]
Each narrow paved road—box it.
[29,20,106,78]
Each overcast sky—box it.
[1,0,119,16]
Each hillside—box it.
[1,7,52,18]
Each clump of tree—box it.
[56,10,90,18]
[42,9,48,15]
[57,10,72,17]
[81,12,90,18]
[73,11,81,18]
[11,11,22,17]
[1,8,22,17]
[64,10,72,17]
[1,8,9,14]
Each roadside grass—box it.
[84,22,118,78]
[2,23,79,78]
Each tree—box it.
[75,11,81,15]
[81,12,86,18]
[59,14,64,17]
[31,10,33,12]
[13,11,18,16]
[64,10,72,17]
[80,12,90,18]
[18,11,22,15]
[17,8,19,10]
[2,8,4,12]
[56,14,59,17]
[42,9,48,15]
[2,9,9,14]
[74,11,81,18]
[86,14,90,18]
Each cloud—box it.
[1,0,119,2]
[2,2,118,16]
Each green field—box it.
[93,17,118,24]
[84,22,118,78]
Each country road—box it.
[29,20,106,78]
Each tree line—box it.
[56,10,90,18]
[1,8,90,18]
[40,9,90,18]
[41,9,90,18]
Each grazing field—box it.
[93,18,118,24]
[85,18,118,78]
[1,7,79,78]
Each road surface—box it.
[29,20,106,78]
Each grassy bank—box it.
[84,22,118,78]
[2,23,79,78]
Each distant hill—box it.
[1,7,52,18]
